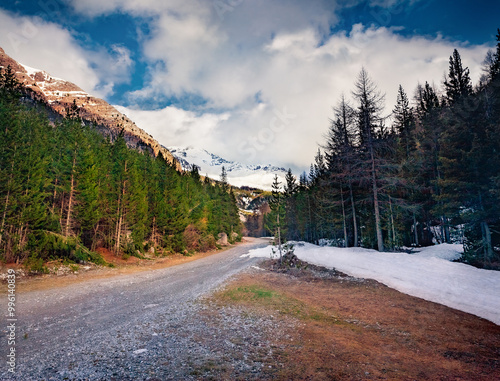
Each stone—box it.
[217,232,228,246]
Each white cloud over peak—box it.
[114,105,230,151]
[0,10,133,98]
[116,20,489,171]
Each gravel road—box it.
[0,238,274,380]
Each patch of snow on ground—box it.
[412,243,463,261]
[243,243,500,325]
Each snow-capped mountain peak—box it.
[168,146,287,190]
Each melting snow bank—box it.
[242,243,500,325]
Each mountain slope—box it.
[169,146,287,190]
[0,47,179,169]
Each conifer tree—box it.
[487,29,500,82]
[284,169,299,240]
[266,175,286,261]
[393,85,415,159]
[109,132,132,254]
[444,49,473,105]
[352,68,386,251]
[439,82,499,265]
[323,95,359,247]
[126,154,149,247]
[0,65,21,101]
[220,166,229,192]
[413,81,451,243]
[75,137,105,250]
[416,82,440,117]
[284,169,298,196]
[392,85,421,246]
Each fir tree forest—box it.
[0,67,241,270]
[267,29,500,269]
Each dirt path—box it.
[0,238,270,380]
[2,241,498,380]
[2,240,259,294]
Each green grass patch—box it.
[224,285,275,300]
[217,284,341,325]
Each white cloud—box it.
[67,0,339,109]
[9,2,491,173]
[118,23,489,172]
[114,105,230,151]
[0,10,133,98]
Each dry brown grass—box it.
[208,262,500,380]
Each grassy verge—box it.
[205,262,500,380]
[216,284,345,327]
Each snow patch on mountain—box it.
[168,146,287,190]
[19,63,66,84]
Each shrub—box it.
[25,231,107,266]
[199,234,216,252]
[183,224,201,251]
[25,254,49,274]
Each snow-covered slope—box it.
[244,243,500,326]
[168,146,287,190]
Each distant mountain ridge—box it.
[169,146,287,190]
[0,47,180,169]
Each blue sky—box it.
[0,0,498,172]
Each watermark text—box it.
[6,269,16,374]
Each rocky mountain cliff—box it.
[0,47,179,169]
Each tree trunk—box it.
[440,215,450,243]
[277,202,282,264]
[0,165,13,245]
[413,212,419,246]
[0,188,10,245]
[481,221,494,265]
[389,197,396,249]
[114,161,128,254]
[52,178,58,209]
[349,182,358,247]
[1,153,16,245]
[115,196,123,254]
[91,222,99,252]
[307,194,313,242]
[370,145,384,252]
[151,216,157,246]
[64,154,77,237]
[477,191,494,264]
[340,186,348,247]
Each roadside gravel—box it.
[0,238,285,380]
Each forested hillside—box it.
[270,30,500,269]
[0,67,241,269]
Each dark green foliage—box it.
[0,65,22,101]
[490,29,500,81]
[0,68,241,266]
[265,175,286,244]
[284,32,500,268]
[444,49,473,105]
